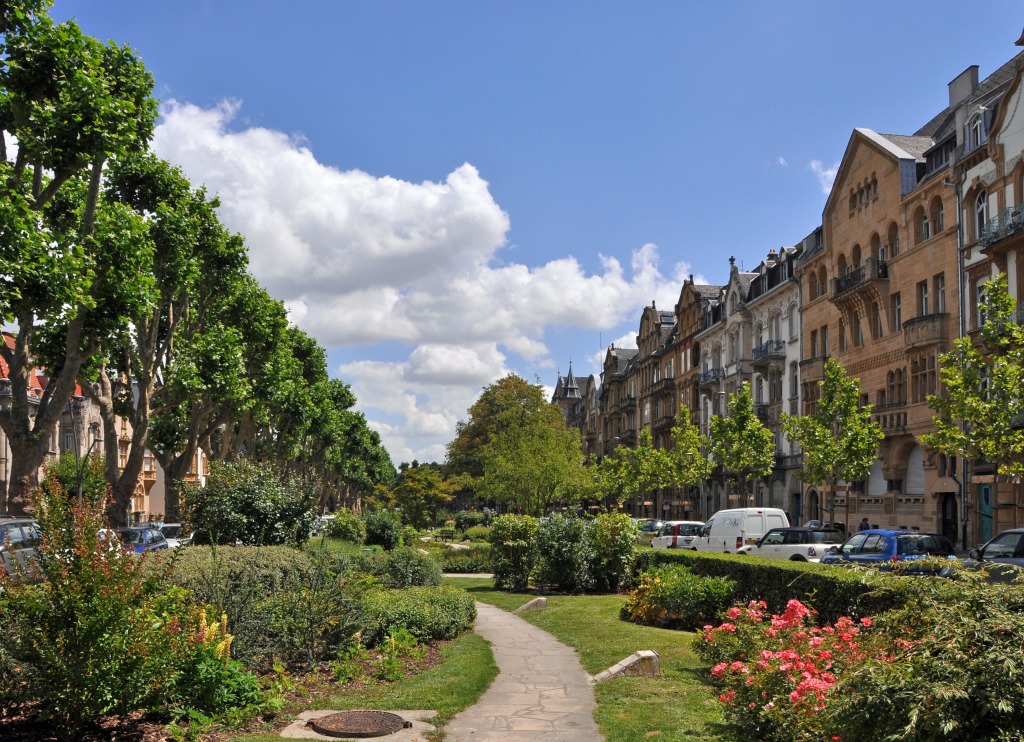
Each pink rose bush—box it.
[695,599,881,741]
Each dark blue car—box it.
[116,526,169,554]
[820,529,955,567]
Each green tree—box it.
[781,358,883,526]
[445,374,548,477]
[664,405,713,497]
[386,464,456,529]
[924,273,1024,476]
[184,460,317,547]
[710,382,775,507]
[593,428,669,508]
[0,6,158,513]
[477,405,589,515]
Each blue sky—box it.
[50,1,1022,466]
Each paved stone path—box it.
[445,601,603,742]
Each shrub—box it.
[464,525,490,541]
[325,509,366,544]
[632,548,913,623]
[438,545,491,573]
[453,510,487,532]
[355,547,443,589]
[695,599,880,741]
[157,545,360,669]
[361,585,477,646]
[488,514,539,592]
[166,605,264,717]
[185,461,317,547]
[0,470,188,734]
[622,565,735,630]
[816,573,1024,741]
[401,525,420,547]
[533,514,594,593]
[364,509,403,551]
[588,511,637,592]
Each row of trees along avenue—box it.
[0,1,395,524]
[436,370,884,518]
[419,293,1021,525]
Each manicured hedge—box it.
[438,545,491,573]
[632,549,914,624]
[361,585,477,646]
[355,547,442,589]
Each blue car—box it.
[116,526,169,554]
[820,529,955,567]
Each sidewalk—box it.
[445,601,603,742]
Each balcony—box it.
[751,339,786,369]
[799,357,826,384]
[873,404,907,433]
[699,368,725,388]
[979,205,1024,250]
[650,377,677,395]
[654,414,675,430]
[755,401,783,425]
[831,258,889,310]
[902,313,950,351]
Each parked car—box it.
[678,508,790,553]
[968,528,1024,567]
[737,527,845,562]
[820,529,956,568]
[635,519,665,545]
[158,523,187,548]
[0,516,42,583]
[116,526,169,554]
[651,520,705,549]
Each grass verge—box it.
[226,631,497,742]
[447,576,736,742]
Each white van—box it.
[678,508,790,553]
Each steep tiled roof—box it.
[875,133,934,162]
[915,50,1024,139]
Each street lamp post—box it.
[68,399,101,507]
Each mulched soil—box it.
[0,642,446,741]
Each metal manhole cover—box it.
[307,710,412,738]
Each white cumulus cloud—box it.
[809,159,839,195]
[152,100,686,464]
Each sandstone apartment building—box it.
[554,38,1024,549]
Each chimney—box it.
[948,65,980,108]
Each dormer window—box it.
[967,112,988,152]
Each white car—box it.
[737,527,845,562]
[650,520,705,549]
[158,523,187,548]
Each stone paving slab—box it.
[444,601,603,742]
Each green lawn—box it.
[446,577,736,742]
[226,631,497,742]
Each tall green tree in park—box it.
[0,6,158,512]
[924,274,1024,477]
[665,405,713,509]
[384,464,456,529]
[781,358,883,526]
[593,428,669,508]
[79,154,247,525]
[449,374,587,514]
[709,382,775,507]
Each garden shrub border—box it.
[632,549,914,624]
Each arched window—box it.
[788,302,798,339]
[930,196,944,234]
[770,313,781,341]
[838,254,849,276]
[870,233,883,262]
[914,205,929,243]
[871,301,883,339]
[852,244,862,269]
[975,191,988,241]
[818,267,827,297]
[754,321,763,346]
[887,222,900,257]
[849,192,857,211]
[789,362,798,399]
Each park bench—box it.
[437,528,456,542]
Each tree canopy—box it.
[781,358,882,523]
[709,382,775,504]
[924,273,1024,476]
